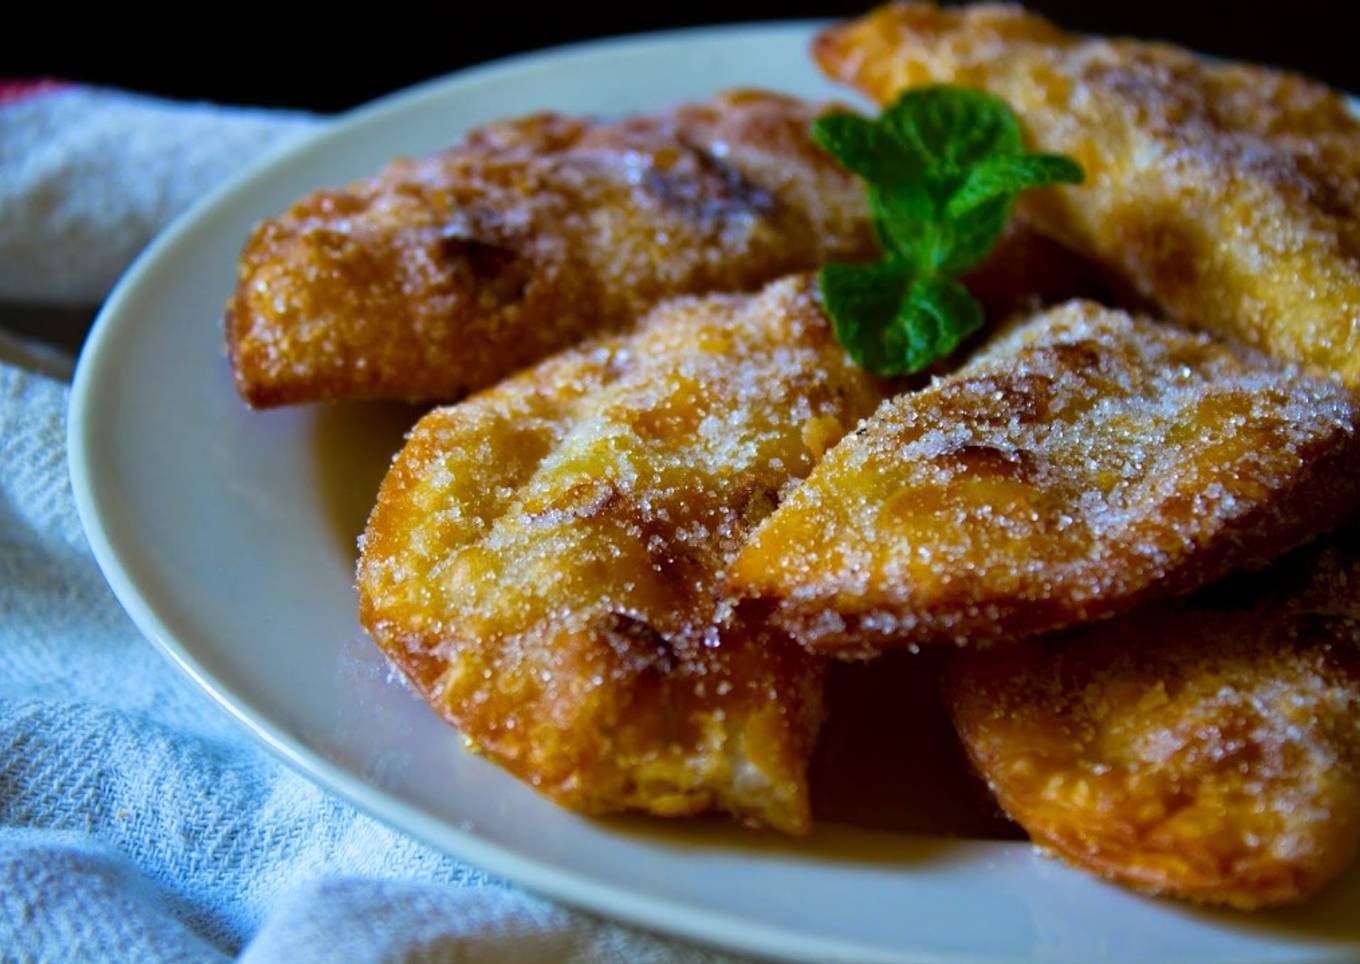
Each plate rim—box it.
[63,21,1359,964]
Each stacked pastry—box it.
[228,6,1360,909]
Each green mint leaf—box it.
[812,112,920,187]
[819,260,912,375]
[814,84,1082,376]
[893,275,986,372]
[935,193,1015,275]
[819,264,985,377]
[881,87,1022,178]
[867,184,936,270]
[945,153,1085,220]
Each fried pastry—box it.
[814,2,1360,387]
[229,90,875,407]
[945,534,1360,908]
[357,275,884,832]
[727,301,1360,654]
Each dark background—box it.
[14,2,1360,111]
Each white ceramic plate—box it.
[69,22,1360,963]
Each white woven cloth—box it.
[0,84,737,963]
[0,85,314,305]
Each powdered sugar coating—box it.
[945,533,1360,908]
[728,300,1360,653]
[356,275,884,833]
[228,90,874,407]
[815,2,1360,386]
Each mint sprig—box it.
[814,86,1084,376]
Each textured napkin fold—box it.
[0,83,315,305]
[0,84,739,963]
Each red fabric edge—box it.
[0,79,71,105]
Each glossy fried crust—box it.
[727,301,1360,654]
[945,540,1360,908]
[228,90,875,407]
[357,276,884,833]
[814,3,1360,387]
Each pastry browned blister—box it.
[813,1,1360,387]
[357,275,885,833]
[727,301,1360,654]
[228,90,875,407]
[945,531,1360,908]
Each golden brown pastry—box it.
[228,90,875,407]
[814,2,1360,387]
[945,533,1360,908]
[727,301,1360,654]
[356,275,884,833]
